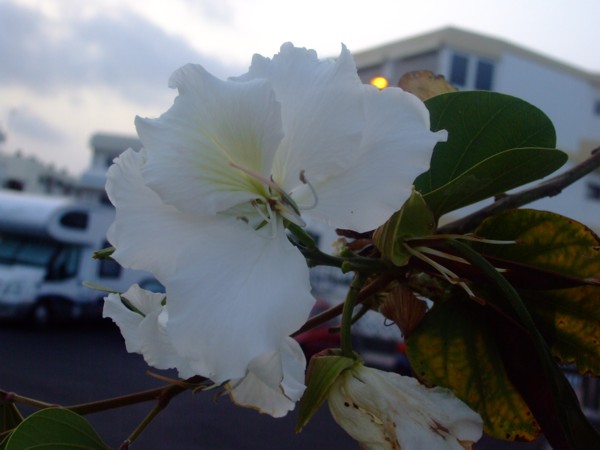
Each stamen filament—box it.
[251,200,272,223]
[298,170,319,210]
[229,161,302,217]
[404,244,478,299]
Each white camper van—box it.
[0,190,160,324]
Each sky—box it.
[2,0,600,177]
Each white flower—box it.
[328,364,483,450]
[106,43,444,394]
[104,285,305,417]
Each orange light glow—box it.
[370,76,389,89]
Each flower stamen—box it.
[404,244,479,300]
[229,161,303,223]
[298,170,319,211]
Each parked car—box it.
[295,299,341,360]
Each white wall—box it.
[494,53,600,154]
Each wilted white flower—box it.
[328,364,483,449]
[105,43,444,408]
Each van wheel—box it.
[31,301,53,326]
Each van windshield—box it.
[0,234,60,267]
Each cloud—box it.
[0,1,240,104]
[6,107,65,143]
[192,0,235,23]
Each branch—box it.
[292,270,397,336]
[439,147,600,234]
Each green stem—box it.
[340,274,367,357]
[292,271,397,336]
[286,222,390,273]
[286,222,318,249]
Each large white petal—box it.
[235,43,366,192]
[164,223,314,383]
[136,63,284,215]
[278,336,307,402]
[106,148,204,279]
[297,86,445,233]
[227,337,306,418]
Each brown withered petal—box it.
[398,70,458,101]
[379,283,428,337]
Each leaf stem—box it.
[439,147,600,234]
[65,386,166,415]
[292,271,396,336]
[0,389,57,409]
[340,274,367,357]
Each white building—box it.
[0,149,77,196]
[353,27,600,230]
[79,132,142,204]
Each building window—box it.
[586,182,600,200]
[594,100,600,116]
[475,60,494,90]
[59,211,89,229]
[448,52,495,91]
[450,54,469,87]
[4,179,24,191]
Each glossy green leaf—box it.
[416,91,558,196]
[422,147,567,218]
[473,209,600,374]
[373,190,436,266]
[4,408,109,450]
[296,354,356,432]
[407,297,540,441]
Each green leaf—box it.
[416,91,558,196]
[473,209,600,374]
[296,354,356,432]
[407,297,539,440]
[4,408,109,450]
[447,238,600,450]
[422,147,567,218]
[373,190,436,266]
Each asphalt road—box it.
[0,320,358,450]
[0,320,552,450]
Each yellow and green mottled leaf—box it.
[407,298,540,441]
[473,209,600,374]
